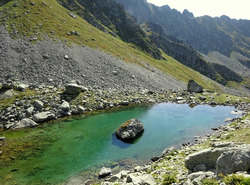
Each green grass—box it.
[0,0,223,91]
[0,89,36,110]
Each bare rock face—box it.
[216,144,250,174]
[185,142,250,175]
[115,119,144,143]
[187,79,203,93]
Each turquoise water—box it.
[0,103,239,184]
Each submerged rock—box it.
[115,118,144,143]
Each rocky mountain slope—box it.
[116,0,250,58]
[141,22,244,85]
[0,26,184,90]
[57,0,162,60]
[0,0,249,95]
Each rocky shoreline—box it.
[96,110,250,185]
[0,79,250,185]
[1,79,249,130]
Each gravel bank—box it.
[0,26,185,91]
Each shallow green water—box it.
[0,103,239,184]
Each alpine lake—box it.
[0,103,241,184]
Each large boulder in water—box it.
[187,79,203,93]
[115,118,144,143]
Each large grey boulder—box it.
[11,118,38,129]
[187,79,203,93]
[0,89,15,100]
[126,173,156,185]
[64,83,83,95]
[185,143,250,175]
[33,100,44,110]
[33,111,55,123]
[59,101,70,111]
[216,144,250,174]
[185,148,226,171]
[115,118,144,143]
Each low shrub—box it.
[162,174,177,185]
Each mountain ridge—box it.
[116,0,250,58]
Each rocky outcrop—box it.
[216,144,250,174]
[185,148,226,171]
[115,118,144,143]
[32,111,55,123]
[187,79,203,93]
[185,142,250,175]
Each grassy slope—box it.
[1,0,221,91]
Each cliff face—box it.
[116,0,250,58]
[142,22,243,85]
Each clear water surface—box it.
[0,103,240,184]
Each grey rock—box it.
[187,171,215,181]
[99,167,112,178]
[193,163,206,172]
[162,147,175,156]
[64,55,69,60]
[216,144,250,174]
[64,83,83,95]
[151,156,160,162]
[210,142,235,148]
[140,174,157,185]
[134,166,142,172]
[69,12,77,18]
[33,100,44,109]
[185,148,226,171]
[26,106,35,116]
[16,83,28,92]
[126,173,156,185]
[108,174,120,182]
[33,111,55,123]
[0,136,5,141]
[115,118,144,142]
[0,89,15,100]
[11,118,38,129]
[59,101,70,111]
[187,79,203,93]
[77,105,87,114]
[120,101,129,106]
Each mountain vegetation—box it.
[0,0,249,92]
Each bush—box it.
[201,178,219,185]
[242,177,250,185]
[162,174,177,185]
[223,174,248,185]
